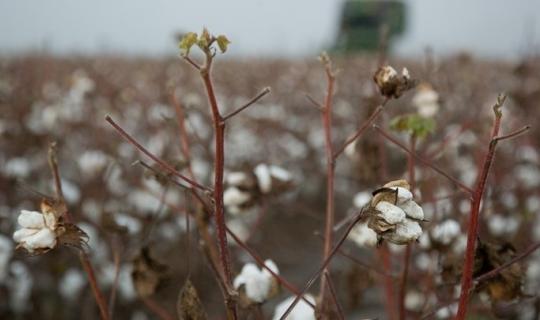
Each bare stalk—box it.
[318,55,338,316]
[399,135,416,320]
[198,50,237,318]
[455,95,529,319]
[48,143,110,320]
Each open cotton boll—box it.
[391,187,414,205]
[375,201,406,224]
[348,222,378,247]
[387,219,422,244]
[254,164,272,193]
[353,191,371,209]
[273,294,316,320]
[488,214,520,236]
[432,219,461,245]
[223,187,251,207]
[226,171,251,186]
[400,200,424,220]
[234,260,279,303]
[269,165,292,182]
[15,228,57,253]
[78,150,108,176]
[17,210,45,229]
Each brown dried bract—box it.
[177,279,208,320]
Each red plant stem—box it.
[398,135,417,320]
[422,241,540,319]
[199,55,236,319]
[48,143,110,320]
[79,254,110,320]
[222,87,271,121]
[319,63,337,314]
[379,246,397,320]
[141,297,175,320]
[455,99,503,319]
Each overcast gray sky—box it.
[0,0,539,59]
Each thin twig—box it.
[333,101,387,159]
[279,208,365,319]
[182,55,201,70]
[141,296,175,320]
[305,94,324,111]
[48,143,110,320]
[493,125,530,142]
[222,87,271,121]
[324,272,345,320]
[105,116,210,192]
[374,125,474,195]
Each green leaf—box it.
[216,35,231,53]
[390,114,435,138]
[179,32,198,56]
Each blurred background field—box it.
[1,1,540,319]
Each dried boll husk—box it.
[373,66,417,99]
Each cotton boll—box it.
[114,213,142,235]
[386,187,413,205]
[269,165,292,182]
[405,291,425,311]
[273,294,316,320]
[400,200,424,220]
[59,269,86,300]
[17,210,45,229]
[353,191,371,209]
[78,150,108,176]
[488,214,520,236]
[254,164,272,193]
[412,84,440,118]
[387,219,422,244]
[234,260,279,303]
[375,201,406,224]
[19,228,57,252]
[3,157,31,178]
[431,220,461,245]
[348,223,378,247]
[223,187,251,207]
[226,172,251,186]
[435,303,458,319]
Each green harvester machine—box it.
[333,0,407,52]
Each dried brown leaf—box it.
[177,279,207,320]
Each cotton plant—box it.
[363,179,425,245]
[233,259,280,306]
[12,199,87,254]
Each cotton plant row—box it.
[1,31,539,320]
